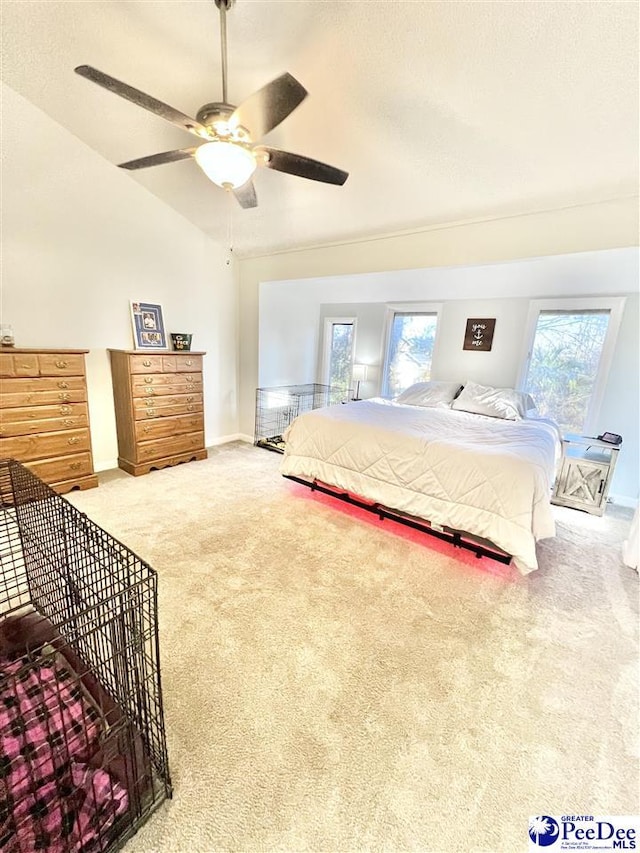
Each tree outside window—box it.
[384,313,438,398]
[524,310,610,434]
[327,322,354,393]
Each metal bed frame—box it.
[283,473,512,565]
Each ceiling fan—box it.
[74,0,348,209]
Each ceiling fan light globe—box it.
[195,141,257,189]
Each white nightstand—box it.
[552,434,621,516]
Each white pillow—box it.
[396,381,463,408]
[451,381,534,420]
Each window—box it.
[321,318,355,393]
[382,305,440,398]
[518,298,625,435]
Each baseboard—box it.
[95,435,253,473]
[207,433,253,447]
[95,459,118,473]
[609,494,639,509]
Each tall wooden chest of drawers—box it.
[109,350,207,476]
[0,348,98,493]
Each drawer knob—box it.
[58,392,70,401]
[187,405,194,412]
[59,405,72,415]
[146,410,156,417]
[68,436,80,445]
[144,377,154,384]
[145,399,154,406]
[143,359,152,367]
[57,381,69,389]
[143,425,151,433]
[69,462,81,471]
[56,360,68,369]
[21,363,33,370]
[145,387,154,395]
[186,359,193,366]
[63,419,74,427]
[187,395,194,402]
[186,376,194,383]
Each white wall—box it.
[1,83,238,471]
[240,198,638,437]
[243,243,639,502]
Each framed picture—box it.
[463,318,496,352]
[130,302,167,350]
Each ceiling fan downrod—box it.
[214,0,234,104]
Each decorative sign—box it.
[463,318,496,352]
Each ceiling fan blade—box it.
[233,180,258,209]
[74,65,210,140]
[119,148,198,170]
[231,73,307,141]
[256,146,348,186]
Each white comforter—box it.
[280,399,561,573]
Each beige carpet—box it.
[67,443,639,853]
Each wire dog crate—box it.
[254,383,351,453]
[0,459,171,853]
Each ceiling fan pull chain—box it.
[226,192,234,265]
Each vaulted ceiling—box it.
[2,1,638,257]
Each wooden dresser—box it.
[108,350,207,476]
[0,348,98,493]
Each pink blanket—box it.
[0,654,128,852]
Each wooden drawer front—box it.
[135,413,203,442]
[1,428,91,462]
[136,431,204,463]
[2,385,87,407]
[131,373,201,391]
[2,389,87,407]
[129,355,168,374]
[1,375,87,401]
[37,354,85,376]
[175,355,202,372]
[24,452,93,484]
[136,402,202,419]
[0,353,39,377]
[1,413,89,438]
[133,394,203,416]
[135,384,204,401]
[0,402,88,425]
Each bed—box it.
[280,382,561,573]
